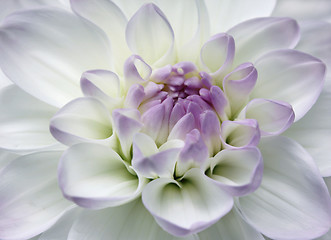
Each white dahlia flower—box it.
[0,0,331,239]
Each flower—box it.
[0,0,331,239]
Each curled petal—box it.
[177,129,209,176]
[142,168,233,237]
[58,143,146,209]
[206,147,263,196]
[50,98,112,146]
[200,110,221,156]
[112,108,143,160]
[210,86,229,121]
[168,113,196,141]
[239,98,295,136]
[200,33,235,77]
[80,70,122,110]
[223,63,258,117]
[124,84,145,109]
[221,119,260,149]
[252,49,326,121]
[124,55,152,88]
[126,3,175,66]
[132,133,183,179]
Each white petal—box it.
[0,149,19,171]
[295,21,331,78]
[0,69,12,89]
[110,0,152,19]
[205,0,276,34]
[0,8,112,107]
[272,0,331,22]
[59,143,146,209]
[0,0,68,21]
[207,147,263,196]
[68,199,199,240]
[70,0,130,74]
[142,168,233,236]
[251,49,326,121]
[50,98,112,146]
[238,136,331,239]
[39,208,80,240]
[0,86,59,151]
[198,207,264,240]
[126,3,175,66]
[0,151,73,240]
[228,17,299,65]
[80,69,123,111]
[239,98,295,136]
[283,90,331,177]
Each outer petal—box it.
[70,0,130,73]
[142,168,233,237]
[238,136,331,239]
[272,0,331,22]
[0,150,19,171]
[0,0,68,21]
[68,199,199,240]
[206,147,263,196]
[295,21,331,79]
[58,143,146,209]
[198,207,264,240]
[228,17,299,65]
[284,90,331,177]
[39,208,80,240]
[251,49,326,121]
[205,0,276,34]
[50,98,112,146]
[0,85,59,151]
[239,98,295,136]
[0,8,112,107]
[126,3,175,66]
[0,69,12,89]
[0,151,73,240]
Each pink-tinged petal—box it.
[70,0,130,73]
[252,49,326,121]
[168,113,196,141]
[58,143,146,210]
[239,136,331,239]
[221,119,260,149]
[205,0,276,34]
[239,98,294,136]
[198,207,264,240]
[50,98,112,146]
[223,63,258,117]
[206,147,263,196]
[0,8,112,107]
[141,103,165,143]
[284,90,331,177]
[0,151,73,240]
[0,86,59,151]
[200,33,235,77]
[68,199,199,240]
[112,108,143,160]
[143,168,233,237]
[124,84,145,109]
[210,86,229,121]
[80,70,122,110]
[176,129,209,176]
[169,102,186,131]
[228,17,299,65]
[124,55,152,88]
[126,3,175,66]
[132,133,183,179]
[200,111,221,156]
